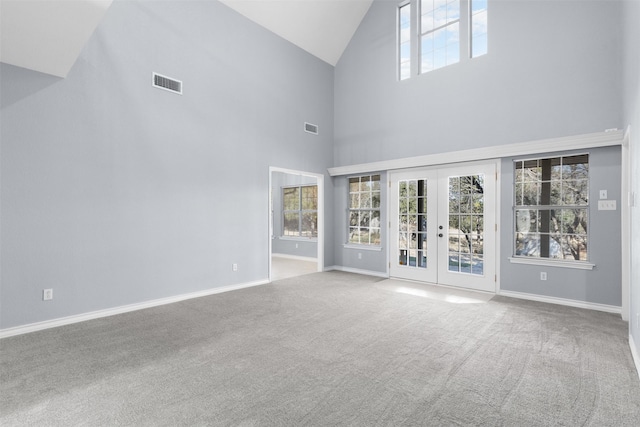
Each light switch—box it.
[598,200,616,210]
[599,190,607,199]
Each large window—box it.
[420,0,461,73]
[283,185,318,238]
[348,175,381,245]
[514,155,589,261]
[397,0,487,79]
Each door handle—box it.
[439,225,443,229]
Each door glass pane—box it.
[398,179,428,269]
[446,174,485,276]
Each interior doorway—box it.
[269,167,324,282]
[389,161,497,293]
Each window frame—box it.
[511,153,592,268]
[282,184,318,239]
[419,0,462,74]
[347,174,382,246]
[398,0,412,80]
[470,0,488,58]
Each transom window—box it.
[514,154,589,261]
[397,0,488,79]
[420,0,461,73]
[348,175,381,245]
[283,185,318,238]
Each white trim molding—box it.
[325,265,389,278]
[507,257,595,270]
[499,290,621,314]
[328,130,624,176]
[343,244,383,251]
[630,334,640,381]
[272,253,318,262]
[0,279,270,339]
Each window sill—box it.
[508,257,595,270]
[278,236,318,242]
[343,244,383,252]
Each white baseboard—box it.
[272,253,318,262]
[324,265,389,278]
[0,279,270,339]
[498,290,622,314]
[630,334,640,381]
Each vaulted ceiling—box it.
[0,0,372,78]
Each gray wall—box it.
[500,147,622,306]
[271,172,318,258]
[0,0,334,329]
[333,0,625,306]
[334,0,623,167]
[623,0,640,353]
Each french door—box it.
[389,162,496,292]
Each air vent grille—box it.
[152,72,182,94]
[304,122,318,135]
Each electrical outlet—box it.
[232,263,238,272]
[43,289,53,301]
[540,272,547,281]
[295,243,298,249]
[358,253,362,260]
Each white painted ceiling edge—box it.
[0,0,372,78]
[212,0,374,66]
[0,0,113,78]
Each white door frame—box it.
[268,167,324,282]
[388,159,500,293]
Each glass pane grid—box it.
[349,175,381,246]
[447,174,484,276]
[514,155,589,261]
[397,179,428,269]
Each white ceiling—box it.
[0,0,113,78]
[0,0,371,78]
[219,0,373,65]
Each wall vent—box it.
[152,72,182,95]
[304,122,319,135]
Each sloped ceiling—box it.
[0,0,372,78]
[219,0,373,65]
[0,0,113,78]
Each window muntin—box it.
[470,0,487,57]
[283,185,318,238]
[349,175,381,245]
[398,2,412,80]
[514,155,589,261]
[420,0,460,73]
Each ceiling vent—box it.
[304,122,319,135]
[152,72,182,95]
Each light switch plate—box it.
[598,200,616,210]
[599,190,607,199]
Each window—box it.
[397,0,487,79]
[420,0,460,73]
[398,2,412,80]
[470,0,488,57]
[283,185,318,238]
[348,175,381,245]
[514,155,589,261]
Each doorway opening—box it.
[269,167,324,282]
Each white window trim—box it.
[347,174,382,247]
[512,153,590,265]
[508,257,595,270]
[343,244,383,251]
